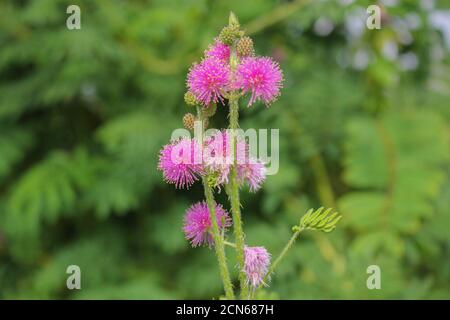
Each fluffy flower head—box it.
[183,201,232,247]
[158,138,203,189]
[244,246,271,288]
[237,158,267,192]
[187,58,230,106]
[205,40,230,62]
[235,57,283,107]
[203,130,248,186]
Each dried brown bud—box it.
[183,113,196,130]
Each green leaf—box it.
[5,148,97,259]
[0,127,33,180]
[339,110,448,234]
[299,207,342,233]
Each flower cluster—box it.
[157,15,282,297]
[158,132,266,191]
[186,35,283,108]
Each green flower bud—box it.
[184,91,197,107]
[229,12,240,29]
[219,25,240,45]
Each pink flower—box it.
[187,58,231,106]
[203,130,248,186]
[157,138,203,189]
[183,201,232,247]
[244,246,271,288]
[237,158,267,192]
[235,57,283,107]
[205,40,230,62]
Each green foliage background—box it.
[0,0,449,299]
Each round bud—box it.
[219,25,240,45]
[184,91,197,106]
[237,36,255,57]
[183,113,196,130]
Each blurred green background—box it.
[0,0,449,299]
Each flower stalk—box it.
[227,32,250,299]
[197,106,235,299]
[258,227,304,290]
[228,97,249,300]
[203,178,235,299]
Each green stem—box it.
[258,228,304,290]
[224,241,237,248]
[225,35,248,299]
[196,106,235,300]
[203,180,235,299]
[228,97,248,300]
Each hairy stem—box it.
[228,97,248,300]
[203,180,235,299]
[225,35,248,300]
[196,106,235,300]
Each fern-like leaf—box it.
[297,207,342,233]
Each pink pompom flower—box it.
[158,138,203,189]
[237,158,267,192]
[183,201,232,247]
[187,57,231,106]
[203,130,248,186]
[244,246,271,288]
[205,40,230,62]
[235,57,283,107]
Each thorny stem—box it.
[197,107,235,300]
